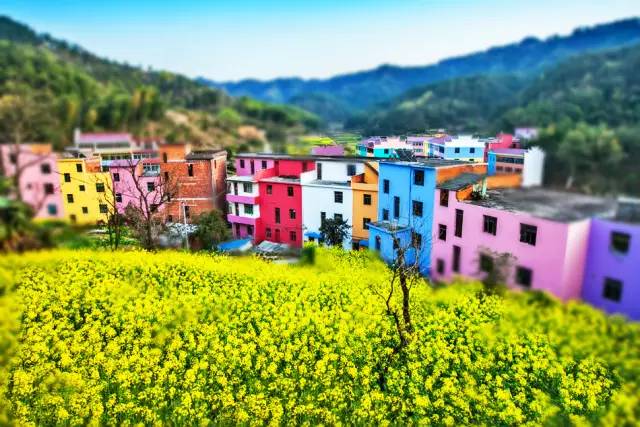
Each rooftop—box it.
[304,179,351,187]
[386,158,472,169]
[226,175,256,182]
[437,173,485,191]
[185,150,226,160]
[430,135,485,147]
[76,132,132,144]
[615,197,640,223]
[465,188,615,222]
[259,176,300,184]
[491,148,526,155]
[236,152,385,162]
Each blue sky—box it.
[5,0,640,81]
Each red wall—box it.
[274,159,315,176]
[258,181,303,248]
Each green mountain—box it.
[0,16,320,150]
[201,18,640,122]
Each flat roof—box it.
[185,150,226,160]
[465,188,615,222]
[492,148,526,155]
[437,173,485,190]
[303,179,351,187]
[235,152,388,162]
[226,175,256,182]
[385,158,472,169]
[259,176,300,184]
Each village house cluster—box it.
[1,129,638,320]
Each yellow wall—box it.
[351,162,379,243]
[57,158,114,225]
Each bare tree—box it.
[120,160,178,249]
[476,247,517,295]
[97,176,125,250]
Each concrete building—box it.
[357,136,419,158]
[57,157,114,225]
[582,198,640,320]
[351,162,379,249]
[431,185,614,301]
[300,159,365,249]
[108,159,163,214]
[484,133,521,161]
[428,135,485,162]
[488,147,545,187]
[0,144,64,220]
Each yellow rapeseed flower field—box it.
[0,248,638,425]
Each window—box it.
[480,254,494,273]
[483,215,497,235]
[412,231,422,248]
[8,154,16,164]
[66,194,74,203]
[163,152,168,163]
[47,204,57,215]
[234,203,240,215]
[82,206,89,214]
[436,259,445,274]
[383,179,390,194]
[44,183,55,195]
[168,215,173,223]
[79,185,85,192]
[243,183,253,193]
[64,173,71,183]
[520,223,537,246]
[317,163,323,180]
[250,161,255,175]
[438,224,447,241]
[244,204,254,215]
[267,185,273,195]
[247,225,254,236]
[470,148,476,154]
[334,191,343,203]
[290,231,297,242]
[262,160,267,169]
[603,278,622,302]
[76,163,83,173]
[611,232,630,254]
[275,208,281,224]
[363,218,371,230]
[452,245,461,273]
[266,228,272,238]
[184,206,191,219]
[454,147,460,154]
[375,236,381,250]
[334,213,343,222]
[113,173,120,182]
[147,182,155,192]
[382,209,389,221]
[414,170,424,186]
[347,164,356,176]
[440,190,449,207]
[320,211,326,224]
[70,214,77,223]
[116,193,122,203]
[233,183,238,195]
[393,196,400,219]
[240,159,245,168]
[363,194,372,205]
[516,266,533,288]
[41,163,51,174]
[287,186,294,197]
[99,204,108,214]
[412,200,423,217]
[96,183,105,193]
[289,208,296,219]
[384,149,389,155]
[275,229,281,241]
[455,209,464,237]
[187,164,194,177]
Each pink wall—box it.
[311,145,345,156]
[431,189,587,300]
[109,160,162,214]
[0,145,64,219]
[235,157,275,176]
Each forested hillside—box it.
[0,16,319,150]
[204,18,640,122]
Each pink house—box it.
[431,182,614,301]
[0,144,64,219]
[484,133,521,161]
[311,144,345,156]
[108,159,162,214]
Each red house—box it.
[484,133,521,161]
[256,158,315,248]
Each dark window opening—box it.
[79,185,85,192]
[275,208,281,224]
[412,200,423,217]
[438,224,447,241]
[290,231,297,242]
[287,186,294,197]
[412,231,422,248]
[64,173,71,183]
[375,236,381,250]
[363,194,372,205]
[454,209,464,237]
[262,160,267,169]
[452,245,461,273]
[483,215,497,235]
[116,193,122,203]
[603,278,622,302]
[239,159,245,168]
[440,190,449,207]
[82,206,88,214]
[44,183,55,195]
[611,232,630,254]
[99,204,108,214]
[266,185,272,195]
[393,196,400,219]
[113,172,120,182]
[41,163,51,174]
[47,204,57,215]
[516,266,533,287]
[187,164,194,177]
[320,211,326,224]
[334,213,343,222]
[76,164,83,173]
[347,164,356,176]
[520,223,537,246]
[163,152,168,163]
[66,194,74,203]
[96,183,105,193]
[266,228,272,238]
[382,209,389,221]
[334,191,343,203]
[147,182,155,192]
[289,208,296,219]
[383,179,389,194]
[414,170,424,186]
[436,259,445,274]
[363,218,371,230]
[317,163,323,180]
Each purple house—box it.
[582,198,640,320]
[0,144,64,220]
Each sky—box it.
[4,0,640,81]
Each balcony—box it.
[227,214,258,226]
[226,193,259,204]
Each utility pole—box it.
[182,202,190,250]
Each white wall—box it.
[228,179,259,196]
[523,147,545,187]
[228,201,260,218]
[302,184,353,249]
[314,160,364,182]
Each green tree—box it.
[319,217,350,247]
[193,210,231,250]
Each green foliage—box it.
[193,210,231,250]
[319,217,351,247]
[0,249,638,424]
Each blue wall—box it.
[487,152,497,175]
[369,162,436,275]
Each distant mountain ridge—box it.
[201,18,640,121]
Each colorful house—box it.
[57,157,114,225]
[368,159,485,274]
[71,129,134,162]
[431,184,614,301]
[428,135,485,162]
[581,198,640,320]
[300,159,366,249]
[108,159,163,214]
[351,162,379,249]
[0,144,64,220]
[357,137,419,158]
[159,144,227,224]
[484,133,521,161]
[487,147,545,187]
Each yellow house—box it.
[57,157,114,225]
[351,161,379,249]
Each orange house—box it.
[351,161,379,249]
